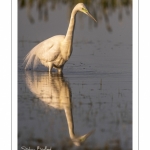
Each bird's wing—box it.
[37,39,60,62]
[24,36,64,69]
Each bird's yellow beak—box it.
[86,11,97,22]
[81,7,97,22]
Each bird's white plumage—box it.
[24,35,65,69]
[37,35,65,62]
[23,3,96,73]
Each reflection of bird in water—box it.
[25,71,93,146]
[24,3,97,73]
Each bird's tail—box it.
[23,48,40,70]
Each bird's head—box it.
[75,3,97,22]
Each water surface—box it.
[18,1,132,150]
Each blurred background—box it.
[18,0,132,31]
[18,0,132,150]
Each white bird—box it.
[24,3,97,73]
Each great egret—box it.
[24,3,97,73]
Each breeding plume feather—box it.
[23,3,97,73]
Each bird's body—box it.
[25,35,68,72]
[24,3,96,73]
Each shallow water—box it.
[18,1,132,150]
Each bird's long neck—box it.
[64,8,77,42]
